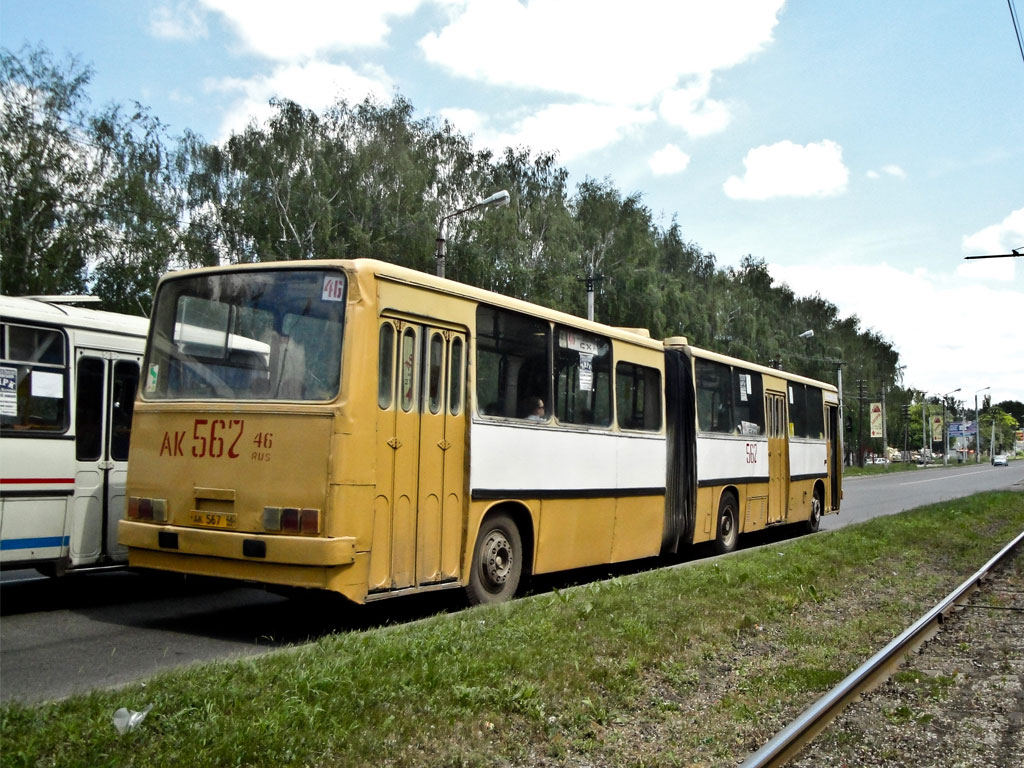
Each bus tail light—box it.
[282,507,301,532]
[263,506,320,534]
[128,496,167,523]
[300,508,320,534]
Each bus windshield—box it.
[144,269,345,401]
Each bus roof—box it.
[151,259,836,392]
[685,343,838,393]
[0,295,149,338]
[156,258,670,352]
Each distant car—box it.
[992,454,1008,466]
[873,457,888,465]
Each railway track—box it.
[741,528,1024,767]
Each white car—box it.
[992,454,1009,466]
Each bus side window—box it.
[110,360,139,461]
[449,336,463,415]
[400,327,417,412]
[378,323,395,409]
[475,305,549,420]
[695,357,733,434]
[1,324,68,433]
[75,357,105,461]
[616,362,661,431]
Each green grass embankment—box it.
[3,491,1023,767]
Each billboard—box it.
[870,402,883,438]
[931,415,943,442]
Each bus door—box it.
[372,320,466,591]
[70,351,141,566]
[827,403,840,510]
[765,390,789,524]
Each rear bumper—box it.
[118,519,356,567]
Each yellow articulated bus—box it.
[119,259,840,604]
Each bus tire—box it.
[805,485,823,534]
[714,492,739,555]
[466,512,523,606]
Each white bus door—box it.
[70,352,141,567]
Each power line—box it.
[1010,0,1024,66]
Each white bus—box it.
[1,296,148,576]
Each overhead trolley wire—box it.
[1010,0,1024,66]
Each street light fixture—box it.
[942,387,961,466]
[974,386,990,463]
[434,190,511,278]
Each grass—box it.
[3,491,1023,767]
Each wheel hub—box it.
[483,532,512,585]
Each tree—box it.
[1,46,179,313]
[1,47,94,295]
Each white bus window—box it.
[789,383,824,438]
[75,357,104,461]
[1,324,68,432]
[554,326,611,427]
[616,362,661,431]
[378,323,395,409]
[449,336,463,415]
[732,368,764,435]
[475,306,550,420]
[695,358,733,433]
[110,361,139,461]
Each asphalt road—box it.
[2,461,1022,705]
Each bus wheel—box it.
[714,493,739,555]
[466,512,522,606]
[805,486,823,534]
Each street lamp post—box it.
[942,387,961,466]
[974,386,990,463]
[434,190,511,279]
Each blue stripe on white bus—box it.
[0,536,70,550]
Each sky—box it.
[3,0,1023,409]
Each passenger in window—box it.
[523,396,546,421]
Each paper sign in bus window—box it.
[1,366,16,416]
[321,276,345,302]
[579,354,593,391]
[31,371,63,399]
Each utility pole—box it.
[922,397,929,462]
[902,403,910,461]
[881,385,888,467]
[856,379,868,466]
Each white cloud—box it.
[442,103,656,162]
[724,139,849,200]
[420,0,784,107]
[207,61,393,140]
[150,3,208,39]
[659,74,731,138]
[199,0,422,60]
[866,164,906,180]
[961,206,1024,257]
[649,144,691,176]
[957,207,1023,282]
[769,261,1024,405]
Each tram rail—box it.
[740,527,1024,767]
